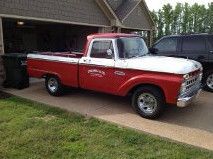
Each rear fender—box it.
[28,66,62,81]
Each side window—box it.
[207,37,213,50]
[155,38,177,52]
[182,36,206,52]
[90,40,114,59]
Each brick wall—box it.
[0,0,110,26]
[99,27,112,33]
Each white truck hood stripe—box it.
[116,56,202,75]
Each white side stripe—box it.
[27,54,79,64]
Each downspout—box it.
[0,17,5,85]
[0,17,4,54]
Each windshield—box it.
[117,37,149,59]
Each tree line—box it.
[150,2,213,41]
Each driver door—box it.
[79,39,116,94]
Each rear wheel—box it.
[132,86,165,119]
[45,76,63,96]
[204,70,213,92]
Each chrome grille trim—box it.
[186,75,200,90]
[180,72,202,98]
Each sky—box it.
[145,0,212,11]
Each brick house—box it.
[0,0,155,84]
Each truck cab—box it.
[79,34,149,94]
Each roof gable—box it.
[106,0,140,21]
[115,0,140,21]
[103,0,155,30]
[106,0,123,11]
[122,3,153,30]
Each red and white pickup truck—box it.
[27,33,202,119]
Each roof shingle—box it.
[106,0,140,21]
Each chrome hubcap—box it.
[207,74,213,90]
[48,78,58,93]
[137,93,157,114]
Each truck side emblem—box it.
[114,71,125,76]
[88,69,105,77]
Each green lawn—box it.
[0,96,212,159]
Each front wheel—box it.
[45,76,63,96]
[132,86,165,119]
[203,70,213,92]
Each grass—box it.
[0,96,212,159]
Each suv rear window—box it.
[182,36,206,51]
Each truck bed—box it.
[27,52,83,87]
[40,51,83,58]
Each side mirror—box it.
[149,48,158,54]
[106,49,113,56]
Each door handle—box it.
[83,59,91,63]
[210,50,213,53]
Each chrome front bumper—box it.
[177,89,201,107]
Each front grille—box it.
[186,76,199,90]
[185,72,202,92]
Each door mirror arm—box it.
[149,48,158,54]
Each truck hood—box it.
[124,56,202,74]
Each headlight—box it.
[180,81,187,95]
[199,72,203,81]
[180,74,190,95]
[183,74,190,80]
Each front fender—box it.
[117,73,182,104]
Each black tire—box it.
[203,70,213,92]
[45,76,63,96]
[132,86,165,119]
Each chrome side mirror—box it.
[107,49,113,56]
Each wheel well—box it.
[43,74,58,79]
[202,63,213,73]
[128,84,165,100]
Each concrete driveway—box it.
[3,81,213,151]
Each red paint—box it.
[27,58,79,87]
[27,33,184,105]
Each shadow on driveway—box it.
[66,88,213,133]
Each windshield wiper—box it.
[129,54,146,58]
[128,55,137,58]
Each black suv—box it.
[150,34,213,92]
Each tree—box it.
[162,4,173,35]
[182,3,190,33]
[206,2,213,33]
[150,2,212,41]
[157,10,164,39]
[150,11,158,41]
[172,3,182,34]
